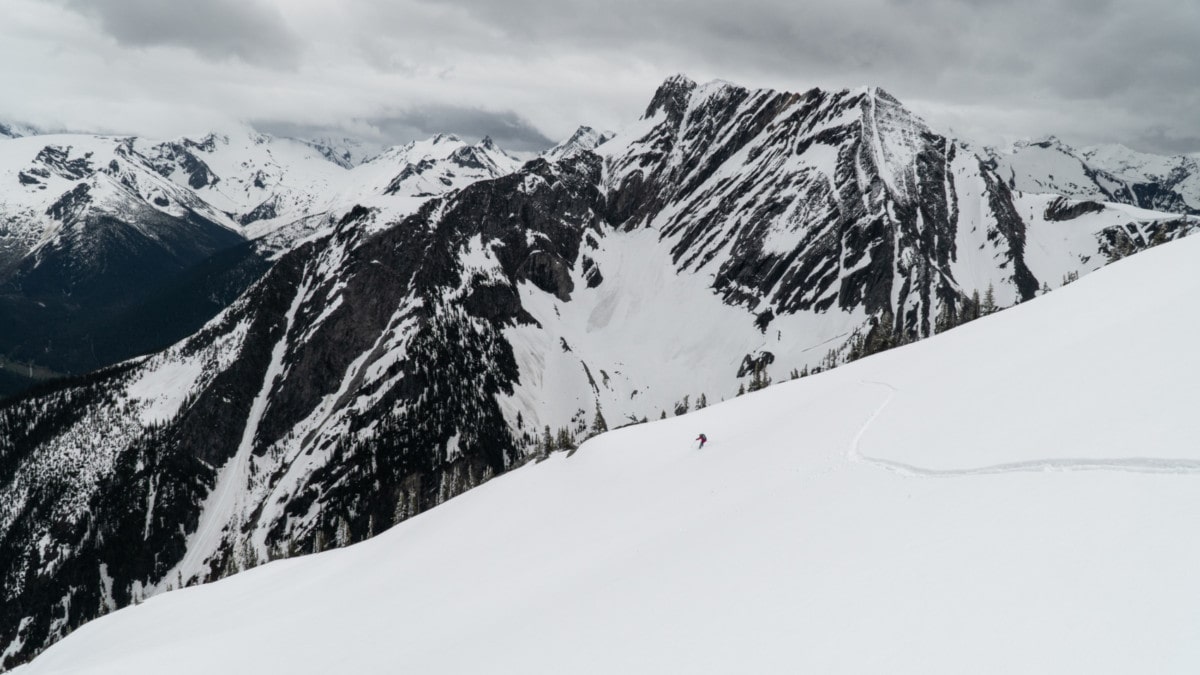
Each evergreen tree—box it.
[935,300,959,334]
[748,362,772,392]
[982,283,997,315]
[542,425,554,453]
[335,517,352,547]
[737,382,746,396]
[823,348,839,370]
[696,393,707,409]
[591,407,608,434]
[864,310,895,356]
[846,331,866,361]
[674,395,690,416]
[556,426,574,450]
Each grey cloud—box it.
[8,0,1200,156]
[255,105,556,153]
[367,106,555,152]
[1131,128,1200,157]
[394,0,1200,154]
[60,0,301,68]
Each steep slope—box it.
[0,157,603,668]
[1,76,1197,668]
[15,228,1200,675]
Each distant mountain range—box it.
[984,136,1200,214]
[0,129,529,395]
[1,76,1198,670]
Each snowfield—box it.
[15,231,1200,673]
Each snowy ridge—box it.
[543,125,614,163]
[0,128,526,263]
[15,229,1200,675]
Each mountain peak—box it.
[568,125,597,140]
[543,125,613,162]
[868,86,902,105]
[1013,134,1072,153]
[644,73,699,120]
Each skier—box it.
[695,433,707,449]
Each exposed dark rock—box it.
[34,146,93,180]
[238,197,279,225]
[44,183,92,223]
[1044,196,1105,221]
[737,351,775,378]
[518,251,575,301]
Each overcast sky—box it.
[2,0,1197,153]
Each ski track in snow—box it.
[850,381,1200,476]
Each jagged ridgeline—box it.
[2,76,1197,669]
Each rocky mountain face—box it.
[985,136,1200,215]
[0,131,522,396]
[2,76,1198,670]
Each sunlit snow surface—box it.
[15,229,1200,673]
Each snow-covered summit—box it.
[542,126,614,163]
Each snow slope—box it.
[17,219,1200,674]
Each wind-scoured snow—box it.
[17,216,1200,675]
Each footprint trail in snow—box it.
[850,381,1200,477]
